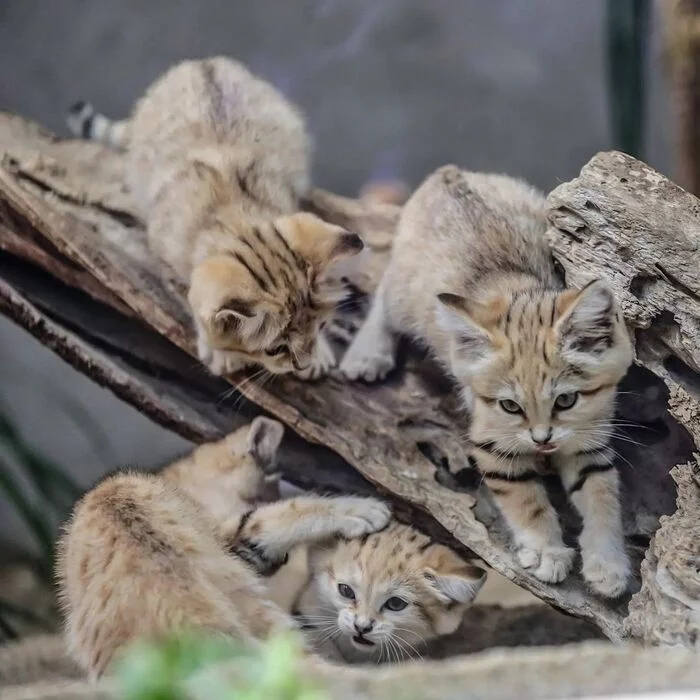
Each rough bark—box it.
[0,114,695,642]
[547,149,700,647]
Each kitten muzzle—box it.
[352,634,375,647]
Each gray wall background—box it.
[0,1,672,547]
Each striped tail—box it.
[66,101,129,148]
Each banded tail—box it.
[66,101,129,148]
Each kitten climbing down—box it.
[341,165,634,597]
[57,417,391,680]
[296,521,486,663]
[68,57,362,379]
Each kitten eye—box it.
[554,392,579,410]
[338,583,355,600]
[264,344,287,357]
[498,399,523,415]
[383,596,408,612]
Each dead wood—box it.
[547,149,700,647]
[0,114,695,643]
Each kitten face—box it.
[437,280,634,456]
[189,213,363,374]
[307,523,485,662]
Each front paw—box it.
[207,349,244,377]
[516,544,574,583]
[333,497,391,538]
[295,339,336,381]
[582,550,630,598]
[340,340,395,382]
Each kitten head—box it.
[437,280,634,456]
[307,523,486,661]
[189,212,363,374]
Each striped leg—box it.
[558,452,630,598]
[478,452,574,583]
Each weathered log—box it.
[0,114,693,641]
[547,149,700,647]
[547,150,700,437]
[5,642,700,700]
[623,461,700,647]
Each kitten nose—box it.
[354,619,374,635]
[531,427,553,444]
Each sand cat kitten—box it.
[341,165,634,598]
[57,417,390,680]
[296,521,486,663]
[68,57,363,379]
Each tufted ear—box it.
[554,280,620,360]
[424,562,487,606]
[436,292,504,369]
[275,212,364,271]
[423,545,486,634]
[247,417,284,473]
[214,298,255,324]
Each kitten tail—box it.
[67,101,129,148]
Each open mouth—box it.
[352,635,375,647]
[535,444,558,454]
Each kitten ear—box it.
[276,212,364,270]
[424,563,486,606]
[554,280,620,359]
[423,547,486,635]
[213,299,256,333]
[436,292,499,366]
[247,417,285,473]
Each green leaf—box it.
[0,411,81,512]
[0,456,54,567]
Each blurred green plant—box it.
[606,0,651,159]
[115,631,329,700]
[0,405,83,640]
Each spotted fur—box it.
[296,521,485,663]
[341,165,634,597]
[68,57,363,378]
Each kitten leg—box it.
[559,455,630,598]
[340,283,397,381]
[295,332,336,380]
[221,496,391,563]
[480,458,573,583]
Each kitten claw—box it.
[582,552,630,598]
[333,497,392,538]
[517,545,574,583]
[296,336,336,381]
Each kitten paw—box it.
[333,497,392,538]
[517,545,574,583]
[207,349,244,376]
[197,335,213,365]
[296,338,336,381]
[582,552,630,598]
[340,340,395,382]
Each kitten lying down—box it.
[56,418,485,680]
[68,56,363,380]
